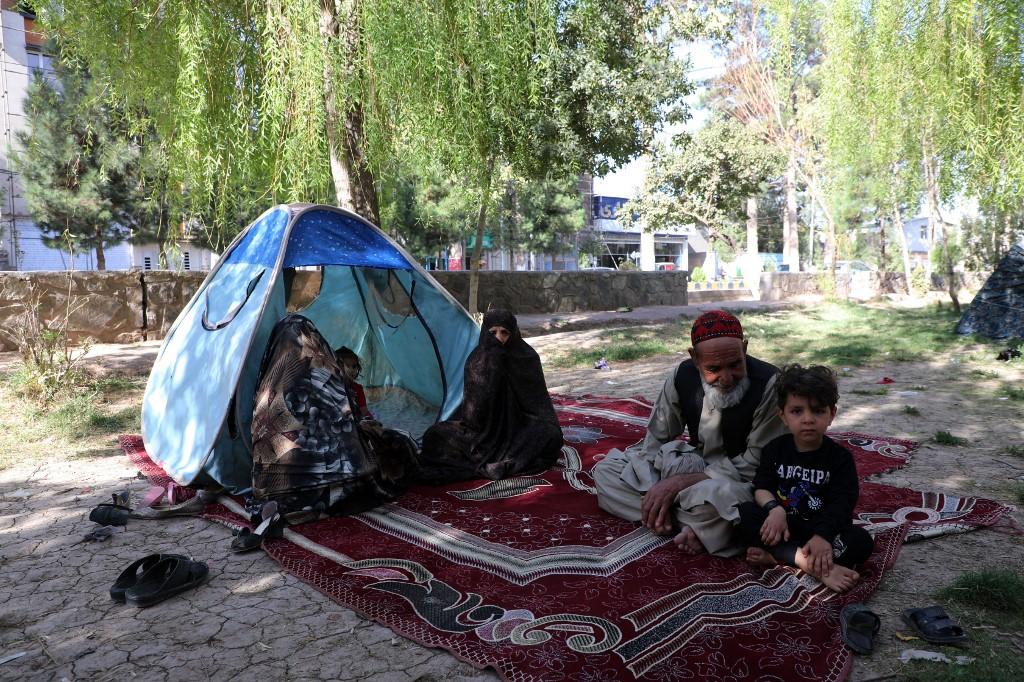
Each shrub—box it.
[910,264,929,296]
[0,277,92,402]
[689,266,707,283]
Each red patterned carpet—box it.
[120,395,1013,682]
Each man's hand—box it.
[800,535,834,577]
[759,507,789,546]
[640,473,708,535]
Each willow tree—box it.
[713,0,825,272]
[823,0,1024,307]
[364,0,688,312]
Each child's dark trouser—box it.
[736,502,874,567]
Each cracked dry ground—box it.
[2,329,1022,681]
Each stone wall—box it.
[429,270,689,314]
[0,271,145,350]
[758,270,988,301]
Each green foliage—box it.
[902,405,920,416]
[850,388,888,396]
[627,119,782,254]
[1005,445,1024,458]
[960,207,1024,271]
[930,241,964,272]
[910,264,929,297]
[689,266,707,283]
[51,0,697,247]
[935,430,969,446]
[1014,483,1024,506]
[10,56,161,268]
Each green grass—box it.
[1012,483,1024,506]
[935,430,970,446]
[1005,445,1024,458]
[550,301,987,369]
[850,388,889,396]
[0,367,144,471]
[970,368,1000,379]
[901,570,1024,682]
[1003,385,1024,401]
[938,569,1024,613]
[903,405,921,416]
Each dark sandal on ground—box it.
[89,503,131,527]
[230,501,282,553]
[841,603,881,655]
[110,553,187,602]
[901,605,968,645]
[124,556,209,607]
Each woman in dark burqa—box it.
[416,309,564,483]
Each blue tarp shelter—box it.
[142,204,479,493]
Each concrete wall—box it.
[429,270,689,314]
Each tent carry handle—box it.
[202,270,266,331]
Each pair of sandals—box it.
[841,603,967,655]
[110,553,209,607]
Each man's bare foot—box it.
[745,547,778,568]
[817,565,860,593]
[672,526,706,554]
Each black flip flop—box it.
[901,605,967,645]
[89,503,131,527]
[109,553,187,602]
[840,603,881,655]
[124,556,209,608]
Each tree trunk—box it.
[783,151,800,271]
[922,149,960,313]
[746,196,758,256]
[891,207,914,296]
[878,216,887,275]
[320,0,380,225]
[94,225,106,271]
[467,157,496,316]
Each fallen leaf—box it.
[894,631,919,641]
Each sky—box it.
[593,41,726,199]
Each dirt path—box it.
[1,326,1021,681]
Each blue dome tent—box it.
[142,204,479,493]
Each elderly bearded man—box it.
[593,310,787,556]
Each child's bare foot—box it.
[672,526,706,554]
[818,565,860,593]
[745,547,778,568]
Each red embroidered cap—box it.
[690,310,743,346]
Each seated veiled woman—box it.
[250,314,410,520]
[416,309,564,483]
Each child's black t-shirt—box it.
[752,433,860,542]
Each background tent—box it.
[956,244,1024,339]
[142,204,479,494]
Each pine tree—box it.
[11,58,150,270]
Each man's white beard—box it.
[701,375,751,410]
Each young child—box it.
[737,364,873,593]
[334,346,373,420]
